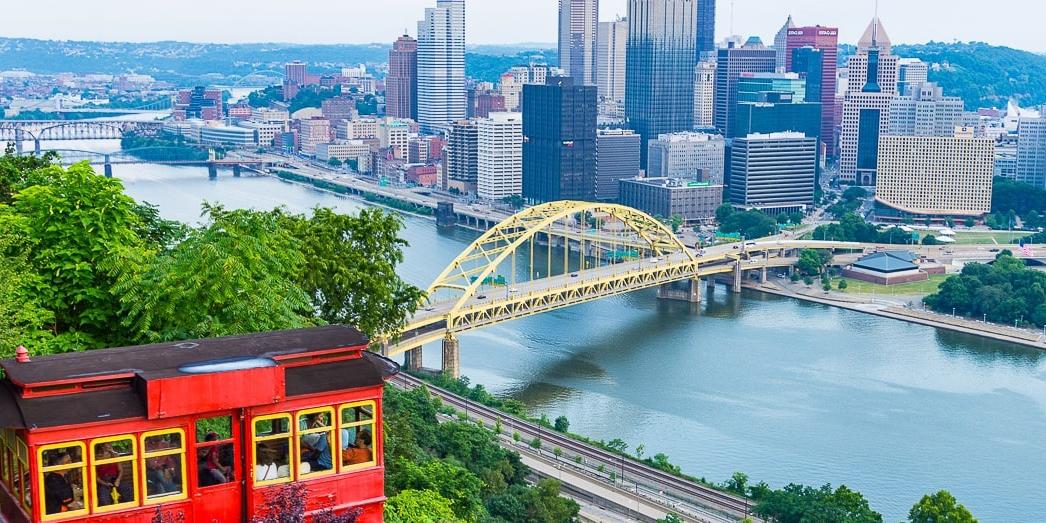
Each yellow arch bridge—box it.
[382,201,867,377]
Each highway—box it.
[390,371,754,522]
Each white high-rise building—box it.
[897,58,929,95]
[559,0,599,85]
[1017,108,1046,188]
[417,0,466,134]
[477,112,524,200]
[694,60,716,129]
[597,17,628,112]
[647,132,725,184]
[888,82,963,137]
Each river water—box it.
[55,145,1045,522]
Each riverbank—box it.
[745,280,1046,350]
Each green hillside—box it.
[840,42,1046,110]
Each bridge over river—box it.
[381,200,868,377]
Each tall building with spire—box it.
[417,0,466,134]
[773,15,795,72]
[387,34,418,120]
[559,0,599,85]
[839,17,899,185]
[786,25,839,156]
[625,0,698,167]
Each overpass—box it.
[380,201,867,377]
[16,147,290,178]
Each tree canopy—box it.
[924,251,1046,326]
[908,490,978,523]
[750,483,883,523]
[0,152,421,357]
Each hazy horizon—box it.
[1,0,1043,52]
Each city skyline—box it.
[1,0,1043,51]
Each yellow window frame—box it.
[16,436,30,512]
[0,428,9,485]
[139,428,187,505]
[36,441,88,521]
[295,407,336,480]
[89,435,139,513]
[251,413,293,487]
[337,401,377,472]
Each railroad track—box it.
[390,372,753,520]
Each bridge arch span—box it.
[426,200,694,318]
[36,121,130,141]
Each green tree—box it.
[715,203,735,223]
[386,459,485,521]
[788,212,805,225]
[908,490,978,523]
[753,483,882,523]
[279,207,424,336]
[669,214,683,233]
[10,162,148,345]
[725,472,749,496]
[384,489,463,523]
[797,249,826,276]
[803,276,814,286]
[777,213,791,225]
[838,279,849,290]
[657,514,684,523]
[0,216,55,356]
[922,234,940,246]
[605,438,628,454]
[553,415,569,432]
[112,205,314,343]
[485,479,579,523]
[530,437,541,450]
[964,217,975,228]
[328,157,343,168]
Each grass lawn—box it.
[921,230,1033,245]
[835,274,951,296]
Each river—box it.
[52,145,1046,522]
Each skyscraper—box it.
[876,132,994,221]
[729,132,818,213]
[597,17,628,113]
[387,34,418,120]
[626,0,698,168]
[887,82,963,137]
[839,17,899,185]
[694,60,716,128]
[477,112,523,200]
[647,132,725,184]
[773,15,795,72]
[897,58,930,96]
[447,120,479,192]
[417,0,466,134]
[595,129,642,201]
[786,26,839,155]
[714,38,776,138]
[1016,110,1046,188]
[559,0,599,85]
[696,0,716,59]
[522,77,598,203]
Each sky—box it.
[2,0,1043,51]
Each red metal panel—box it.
[147,367,284,420]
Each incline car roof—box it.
[1,325,369,386]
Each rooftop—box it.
[853,251,919,273]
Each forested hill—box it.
[840,41,1046,110]
[1,37,1042,108]
[0,37,555,86]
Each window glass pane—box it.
[255,417,290,437]
[298,412,333,474]
[339,424,375,467]
[42,446,85,515]
[93,439,135,508]
[144,433,182,452]
[254,439,291,482]
[340,405,374,425]
[144,454,183,499]
[196,416,233,442]
[197,442,234,487]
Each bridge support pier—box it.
[442,334,460,379]
[103,155,113,178]
[706,277,716,294]
[14,130,24,154]
[656,279,701,303]
[233,165,242,177]
[207,163,218,179]
[34,139,41,155]
[761,265,768,284]
[732,262,743,293]
[403,347,423,372]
